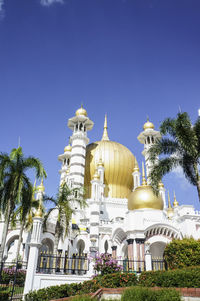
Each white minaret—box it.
[132,157,140,190]
[137,119,161,182]
[58,144,72,185]
[90,171,101,254]
[67,105,94,187]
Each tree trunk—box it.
[194,163,200,202]
[16,220,25,262]
[0,202,11,263]
[53,231,59,255]
[197,181,200,202]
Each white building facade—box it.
[2,106,200,292]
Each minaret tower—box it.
[67,105,94,187]
[137,118,161,182]
[58,143,72,185]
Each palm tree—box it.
[11,183,39,261]
[44,183,86,255]
[148,112,200,201]
[0,147,46,263]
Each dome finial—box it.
[133,157,139,172]
[167,191,174,219]
[168,191,172,209]
[101,114,109,141]
[142,162,147,186]
[173,190,179,207]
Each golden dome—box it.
[128,185,164,210]
[75,105,87,117]
[84,115,137,198]
[143,119,154,130]
[64,144,72,153]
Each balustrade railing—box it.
[37,252,89,275]
[152,257,167,271]
[117,259,145,273]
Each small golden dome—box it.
[64,144,72,153]
[143,119,154,130]
[35,205,43,218]
[75,105,87,117]
[97,158,104,167]
[158,181,164,188]
[173,191,179,207]
[37,179,45,192]
[93,171,100,180]
[128,185,164,210]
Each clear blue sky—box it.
[0,0,200,208]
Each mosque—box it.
[3,106,200,271]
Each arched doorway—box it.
[76,239,85,255]
[150,241,166,258]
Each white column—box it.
[90,177,100,254]
[145,252,152,271]
[23,214,43,296]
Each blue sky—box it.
[0,0,200,208]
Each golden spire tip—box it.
[168,191,172,208]
[101,114,109,141]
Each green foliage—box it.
[139,266,200,288]
[148,112,200,199]
[121,287,181,301]
[44,183,86,254]
[1,267,26,285]
[164,238,200,269]
[25,273,137,301]
[0,290,10,301]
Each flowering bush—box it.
[1,267,26,285]
[93,253,122,275]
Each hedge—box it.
[25,272,137,301]
[0,291,10,301]
[25,267,200,301]
[121,287,181,301]
[139,266,200,288]
[164,238,200,269]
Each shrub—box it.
[164,238,200,269]
[25,272,138,301]
[1,267,26,285]
[121,287,181,301]
[0,290,10,301]
[93,253,122,275]
[139,266,200,288]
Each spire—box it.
[167,191,174,219]
[142,162,147,186]
[37,178,45,192]
[133,157,139,172]
[101,115,109,141]
[173,191,179,207]
[167,191,172,209]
